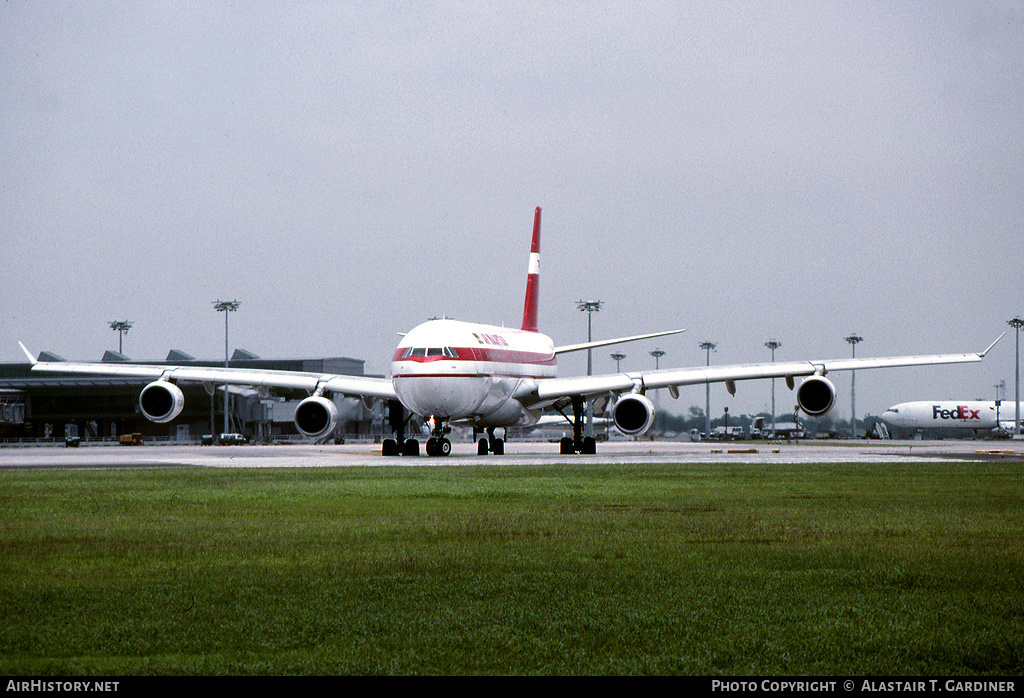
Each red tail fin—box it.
[521,207,541,332]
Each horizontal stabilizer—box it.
[554,329,685,355]
[979,333,1005,358]
[17,342,36,364]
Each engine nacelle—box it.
[294,396,338,439]
[796,375,836,416]
[612,393,656,436]
[139,381,185,423]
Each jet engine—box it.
[139,381,185,423]
[294,396,338,439]
[796,375,836,416]
[612,393,656,436]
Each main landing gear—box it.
[381,399,600,457]
[559,395,597,455]
[474,427,505,456]
[381,400,421,456]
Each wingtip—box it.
[18,342,36,364]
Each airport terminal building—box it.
[0,349,380,443]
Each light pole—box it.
[611,352,625,372]
[765,339,781,438]
[213,300,241,435]
[650,348,665,369]
[1009,317,1023,438]
[700,341,717,438]
[650,349,666,436]
[576,300,602,436]
[576,300,602,375]
[108,321,133,355]
[845,334,863,438]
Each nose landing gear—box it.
[425,416,452,457]
[426,436,452,456]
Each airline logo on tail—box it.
[521,206,542,333]
[932,405,981,420]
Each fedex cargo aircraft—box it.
[883,401,1022,437]
[20,207,1001,456]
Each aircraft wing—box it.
[520,338,1002,411]
[19,344,397,401]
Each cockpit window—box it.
[402,347,457,359]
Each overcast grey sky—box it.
[2,1,1022,419]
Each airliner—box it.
[882,401,1022,437]
[20,207,1002,456]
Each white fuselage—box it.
[391,319,557,428]
[882,401,1022,433]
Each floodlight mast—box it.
[611,352,626,372]
[650,349,665,369]
[765,340,781,438]
[576,300,602,437]
[108,321,133,355]
[213,300,241,435]
[650,349,666,436]
[1010,317,1024,438]
[700,341,717,438]
[576,300,603,376]
[845,334,863,438]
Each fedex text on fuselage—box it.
[932,405,981,420]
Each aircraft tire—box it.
[440,438,452,456]
[560,437,574,454]
[477,438,489,455]
[403,438,419,456]
[582,436,597,455]
[490,438,504,455]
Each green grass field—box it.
[1,461,1022,675]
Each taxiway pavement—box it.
[1,439,1021,469]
